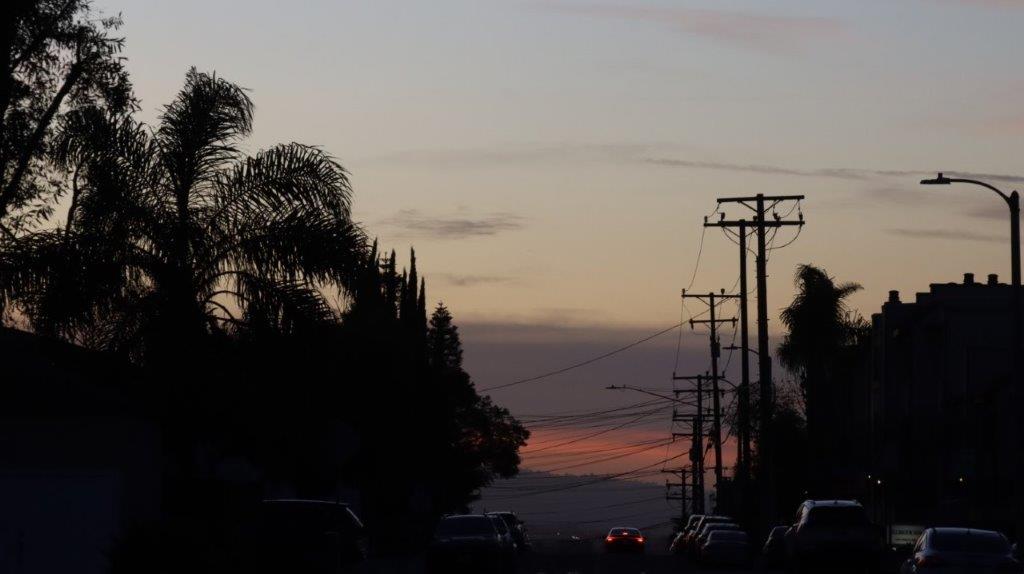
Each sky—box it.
[98,0,1023,481]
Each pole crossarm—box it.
[716,194,805,203]
[706,220,804,228]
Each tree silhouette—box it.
[1,68,364,361]
[1,0,133,235]
[427,302,462,370]
[778,264,866,406]
[778,263,869,492]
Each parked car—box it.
[670,531,687,554]
[254,499,368,573]
[900,527,1021,573]
[695,522,742,551]
[604,527,646,553]
[683,514,705,536]
[762,525,790,568]
[700,530,752,567]
[687,515,732,552]
[488,513,519,561]
[785,500,879,572]
[427,515,506,572]
[488,511,530,551]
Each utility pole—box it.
[705,194,805,527]
[673,374,706,513]
[737,221,752,481]
[683,289,738,488]
[663,468,689,526]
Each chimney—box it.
[988,273,999,286]
[888,290,900,304]
[964,273,975,285]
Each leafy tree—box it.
[424,302,528,511]
[1,68,364,361]
[1,0,133,234]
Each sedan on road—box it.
[604,527,646,554]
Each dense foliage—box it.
[0,0,527,552]
[1,0,132,234]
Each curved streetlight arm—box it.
[921,172,1013,203]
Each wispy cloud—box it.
[439,274,517,287]
[380,209,526,240]
[370,143,658,167]
[537,2,844,53]
[886,228,1004,243]
[943,0,1024,8]
[646,157,1024,184]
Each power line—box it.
[521,407,667,454]
[480,322,684,392]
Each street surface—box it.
[361,540,787,573]
[514,539,765,573]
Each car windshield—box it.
[436,516,495,537]
[261,502,361,534]
[490,517,509,535]
[703,524,739,535]
[610,528,641,537]
[807,506,868,526]
[932,531,1009,554]
[710,531,748,542]
[769,526,788,539]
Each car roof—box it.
[262,499,350,507]
[802,500,862,508]
[609,526,641,532]
[710,530,748,538]
[442,514,491,520]
[930,527,1004,537]
[702,523,740,531]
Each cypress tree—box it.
[418,278,427,333]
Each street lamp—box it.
[919,173,1019,286]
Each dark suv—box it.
[784,500,879,572]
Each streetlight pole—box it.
[920,172,1022,537]
[920,172,1020,288]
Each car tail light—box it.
[917,555,944,567]
[606,536,614,542]
[637,536,645,543]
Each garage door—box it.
[0,473,120,574]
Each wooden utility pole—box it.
[705,194,804,526]
[673,374,706,513]
[683,290,738,489]
[663,468,690,526]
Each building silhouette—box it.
[868,273,1017,532]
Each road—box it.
[512,539,765,574]
[361,541,769,573]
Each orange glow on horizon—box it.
[520,426,738,483]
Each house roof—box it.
[0,327,149,417]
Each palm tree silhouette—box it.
[1,68,364,361]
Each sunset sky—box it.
[101,0,1023,479]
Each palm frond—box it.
[202,143,352,224]
[229,272,338,336]
[156,68,254,198]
